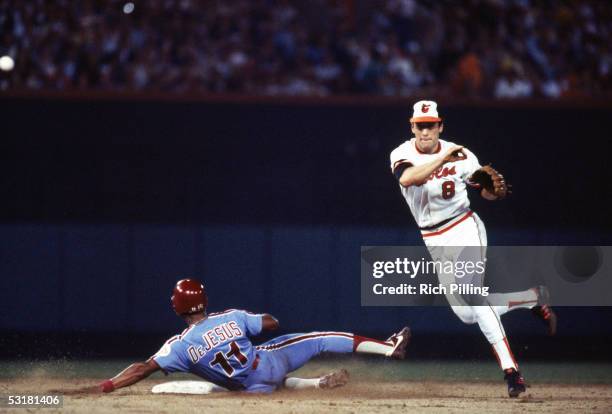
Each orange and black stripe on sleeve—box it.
[392,159,413,180]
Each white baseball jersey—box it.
[391,135,526,373]
[390,138,481,228]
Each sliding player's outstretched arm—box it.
[66,359,160,395]
[101,359,161,392]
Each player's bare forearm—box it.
[111,360,160,388]
[88,359,160,394]
[398,157,445,187]
[398,145,465,187]
[262,313,280,331]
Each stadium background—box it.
[1,0,611,369]
[2,97,611,363]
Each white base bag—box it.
[151,381,228,395]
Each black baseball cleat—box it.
[319,369,350,389]
[504,368,526,398]
[531,286,557,336]
[386,327,411,360]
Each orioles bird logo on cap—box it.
[421,104,430,113]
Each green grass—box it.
[2,358,611,384]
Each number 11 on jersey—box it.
[209,341,248,376]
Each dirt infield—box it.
[2,360,612,413]
[3,377,612,413]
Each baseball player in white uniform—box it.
[389,100,557,397]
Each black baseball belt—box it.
[419,211,467,231]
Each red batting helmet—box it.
[171,279,208,315]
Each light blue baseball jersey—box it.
[152,309,263,390]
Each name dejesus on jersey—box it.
[187,321,244,363]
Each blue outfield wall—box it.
[2,223,611,338]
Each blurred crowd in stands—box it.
[0,0,610,99]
